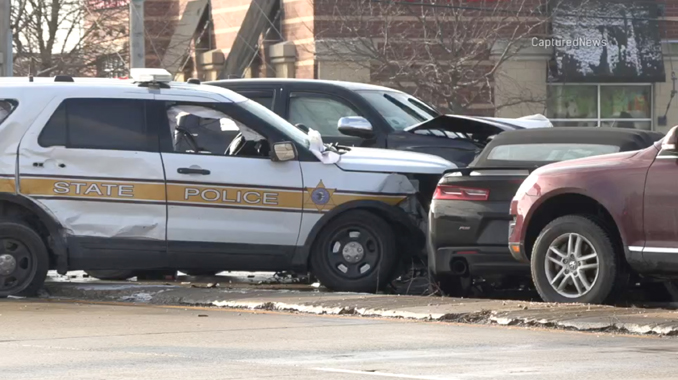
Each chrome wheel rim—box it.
[545,233,599,298]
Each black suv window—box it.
[288,93,359,136]
[238,91,275,110]
[38,98,152,151]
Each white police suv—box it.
[0,69,454,296]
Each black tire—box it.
[0,219,49,297]
[85,270,136,281]
[531,215,626,304]
[310,210,398,293]
[136,270,176,280]
[434,274,473,297]
[664,281,678,302]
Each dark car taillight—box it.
[433,185,489,201]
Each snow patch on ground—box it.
[47,270,100,282]
[119,293,154,302]
[72,284,163,291]
[211,300,446,320]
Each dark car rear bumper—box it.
[428,245,529,277]
[429,198,528,276]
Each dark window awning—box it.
[548,0,665,83]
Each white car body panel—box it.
[161,153,304,245]
[16,91,167,240]
[295,162,418,246]
[335,147,456,174]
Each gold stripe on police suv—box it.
[166,184,302,209]
[20,178,166,201]
[19,177,408,211]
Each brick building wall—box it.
[307,0,549,113]
[211,0,250,61]
[143,0,187,68]
[90,0,678,130]
[87,0,187,76]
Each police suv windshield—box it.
[358,90,439,130]
[238,98,310,148]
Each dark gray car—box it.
[207,78,546,168]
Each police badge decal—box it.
[304,180,336,211]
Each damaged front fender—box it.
[398,193,428,237]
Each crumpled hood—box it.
[335,147,457,174]
[534,150,640,176]
[404,114,552,134]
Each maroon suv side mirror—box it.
[662,126,678,151]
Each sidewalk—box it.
[39,281,678,337]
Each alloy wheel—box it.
[544,233,600,298]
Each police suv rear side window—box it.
[0,100,18,125]
[38,98,152,152]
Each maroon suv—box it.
[508,127,677,304]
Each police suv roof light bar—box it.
[131,68,173,89]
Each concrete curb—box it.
[40,282,678,336]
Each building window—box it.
[97,54,127,78]
[547,84,653,130]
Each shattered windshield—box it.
[358,90,438,130]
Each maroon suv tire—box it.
[531,215,627,304]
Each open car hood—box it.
[404,114,552,134]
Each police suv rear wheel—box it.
[310,210,397,293]
[0,220,49,297]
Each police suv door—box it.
[153,92,304,271]
[17,93,168,270]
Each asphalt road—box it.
[2,300,678,380]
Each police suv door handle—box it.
[177,167,211,175]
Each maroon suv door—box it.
[643,151,678,253]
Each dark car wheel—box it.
[0,220,49,297]
[310,210,398,293]
[664,281,678,302]
[433,274,473,297]
[85,270,137,281]
[531,215,626,304]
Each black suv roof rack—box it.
[187,78,200,85]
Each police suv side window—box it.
[38,98,152,152]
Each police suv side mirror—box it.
[338,116,374,139]
[270,141,297,162]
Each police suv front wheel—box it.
[0,219,49,297]
[310,210,398,293]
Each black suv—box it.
[207,79,542,167]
